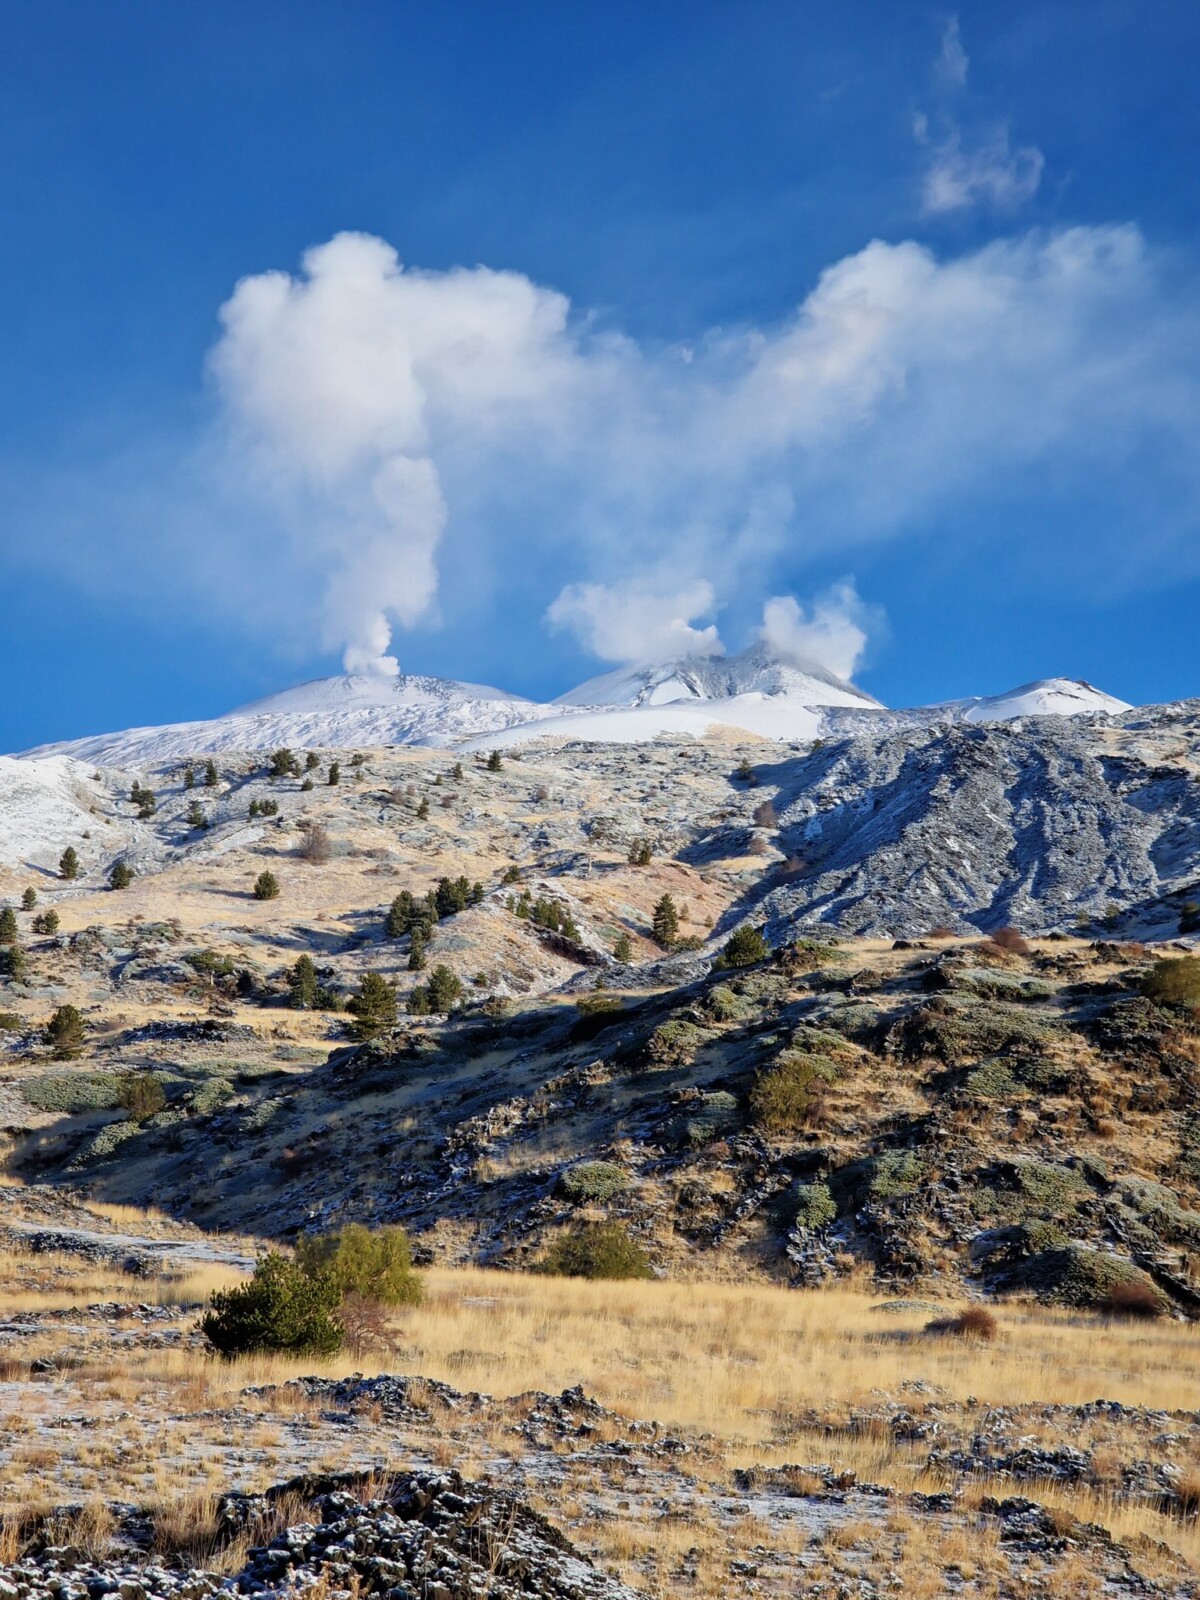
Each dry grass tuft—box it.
[924,1306,999,1341]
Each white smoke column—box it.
[546,578,724,663]
[760,582,877,680]
[210,231,575,675]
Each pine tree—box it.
[204,760,219,788]
[59,847,79,881]
[487,749,502,771]
[304,752,320,771]
[628,839,652,867]
[187,801,205,829]
[613,930,633,963]
[347,972,398,1039]
[328,761,340,786]
[452,762,463,780]
[21,888,36,911]
[269,748,299,778]
[253,870,280,901]
[289,954,318,1009]
[109,861,135,890]
[416,796,429,820]
[32,911,59,935]
[45,1003,84,1059]
[183,765,196,790]
[3,943,26,982]
[137,789,157,819]
[425,964,463,1013]
[651,894,679,950]
[408,928,427,971]
[301,778,314,792]
[0,908,17,943]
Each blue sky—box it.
[3,1,1199,748]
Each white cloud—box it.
[922,125,1044,214]
[12,221,1200,679]
[210,231,581,673]
[759,583,877,680]
[937,17,969,88]
[546,579,724,663]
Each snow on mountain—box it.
[23,674,581,766]
[954,678,1132,723]
[0,755,116,869]
[468,694,830,752]
[556,643,881,711]
[17,655,1133,768]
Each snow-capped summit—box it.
[23,673,573,766]
[944,678,1132,724]
[229,672,532,718]
[557,642,882,711]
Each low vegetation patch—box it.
[541,1222,653,1280]
[557,1161,630,1204]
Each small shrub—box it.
[327,761,340,786]
[20,888,36,911]
[203,760,219,787]
[201,1252,343,1358]
[295,1223,422,1307]
[117,1073,167,1122]
[486,749,503,771]
[925,1306,998,1340]
[705,985,745,1022]
[253,871,280,901]
[612,931,633,963]
[541,1222,653,1280]
[1100,1281,1165,1319]
[0,908,16,943]
[558,1161,630,1204]
[789,1181,837,1232]
[59,846,80,880]
[45,1004,85,1061]
[646,1017,709,1067]
[575,992,622,1017]
[1143,957,1200,1011]
[627,839,652,867]
[749,1052,837,1132]
[409,964,463,1016]
[752,799,777,829]
[269,748,300,778]
[296,821,332,864]
[987,926,1031,955]
[717,925,770,968]
[108,861,135,890]
[23,1071,119,1112]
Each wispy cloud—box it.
[915,16,1043,215]
[936,16,969,89]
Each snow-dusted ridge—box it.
[17,651,1132,766]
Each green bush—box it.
[705,985,745,1022]
[675,1091,740,1148]
[23,1071,120,1113]
[1143,957,1200,1010]
[558,1161,630,1204]
[718,925,770,968]
[295,1223,422,1307]
[789,1181,837,1233]
[117,1072,167,1122]
[645,1017,710,1067]
[109,861,135,890]
[201,1252,343,1357]
[45,1004,86,1061]
[575,992,622,1017]
[31,911,60,936]
[612,931,633,963]
[541,1223,653,1281]
[59,847,80,881]
[253,870,280,901]
[749,1051,837,1132]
